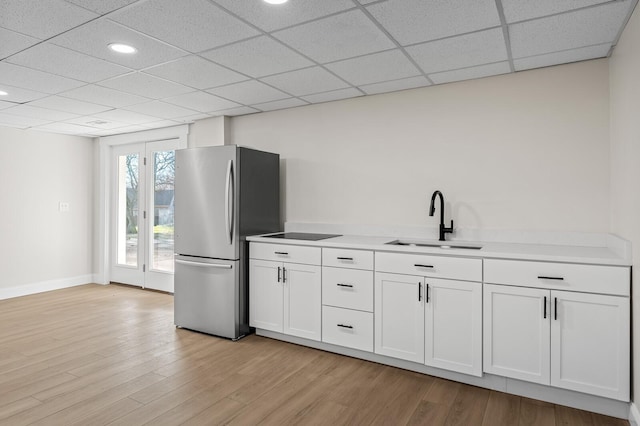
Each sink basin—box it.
[386,240,482,250]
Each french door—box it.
[110,139,179,292]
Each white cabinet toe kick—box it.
[249,241,631,419]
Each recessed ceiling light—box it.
[108,43,137,54]
[263,0,288,4]
[0,90,8,96]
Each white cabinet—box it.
[483,284,550,384]
[484,259,630,401]
[375,272,425,363]
[425,278,482,376]
[250,243,322,342]
[375,253,483,375]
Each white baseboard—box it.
[630,402,640,426]
[0,275,94,300]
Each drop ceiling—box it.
[0,0,636,137]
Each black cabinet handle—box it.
[275,251,289,255]
[414,264,434,268]
[543,296,547,319]
[538,276,564,281]
[337,324,353,329]
[426,284,430,303]
[554,297,558,320]
[277,266,281,283]
[337,283,354,288]
[337,257,354,261]
[283,267,286,283]
[418,283,422,301]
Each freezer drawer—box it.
[174,256,243,339]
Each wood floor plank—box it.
[0,284,628,426]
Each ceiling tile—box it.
[2,104,79,121]
[64,115,130,130]
[171,113,213,123]
[0,62,85,94]
[104,124,152,134]
[98,73,194,99]
[163,91,241,113]
[201,36,314,78]
[28,96,113,115]
[509,1,632,58]
[0,0,97,39]
[207,80,289,105]
[51,19,187,69]
[252,98,308,112]
[0,112,51,128]
[366,0,501,46]
[124,100,198,119]
[502,0,611,23]
[65,0,139,14]
[357,0,380,4]
[59,84,149,108]
[301,88,364,104]
[514,43,611,71]
[92,108,159,124]
[145,119,182,129]
[31,122,97,135]
[211,106,259,116]
[429,61,511,84]
[144,56,247,90]
[212,0,354,32]
[110,0,259,53]
[0,84,49,103]
[406,28,508,74]
[7,43,131,83]
[273,10,395,63]
[0,27,39,59]
[359,76,430,95]
[325,49,421,86]
[261,67,350,96]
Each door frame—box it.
[97,125,188,286]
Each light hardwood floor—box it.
[0,284,629,425]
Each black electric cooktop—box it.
[264,232,342,241]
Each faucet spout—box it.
[429,190,454,241]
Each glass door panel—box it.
[117,153,139,267]
[151,150,175,273]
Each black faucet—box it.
[429,190,454,241]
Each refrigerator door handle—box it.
[175,259,233,269]
[225,159,234,245]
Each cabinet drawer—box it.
[484,259,630,297]
[250,242,321,265]
[375,252,482,282]
[322,306,373,352]
[322,267,373,312]
[322,248,373,270]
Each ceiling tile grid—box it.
[0,0,636,136]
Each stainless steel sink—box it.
[386,240,482,250]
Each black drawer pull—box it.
[543,296,547,319]
[337,283,354,288]
[337,257,354,261]
[275,251,289,255]
[337,324,353,329]
[538,276,564,281]
[414,264,434,268]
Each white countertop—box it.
[246,233,631,266]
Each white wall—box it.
[0,127,94,296]
[189,116,228,148]
[609,5,640,403]
[228,60,611,233]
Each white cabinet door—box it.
[551,291,630,401]
[249,259,283,333]
[425,278,482,376]
[283,263,322,341]
[483,284,550,384]
[375,272,425,363]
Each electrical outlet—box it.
[59,202,70,212]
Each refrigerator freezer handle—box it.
[175,259,233,269]
[225,159,234,245]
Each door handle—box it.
[418,283,422,301]
[277,266,281,283]
[538,276,564,281]
[337,257,354,261]
[554,297,558,320]
[414,264,434,269]
[543,296,547,319]
[337,324,353,329]
[426,283,430,303]
[282,267,287,283]
[337,283,353,288]
[225,160,234,245]
[175,259,232,269]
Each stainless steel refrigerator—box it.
[174,145,280,340]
